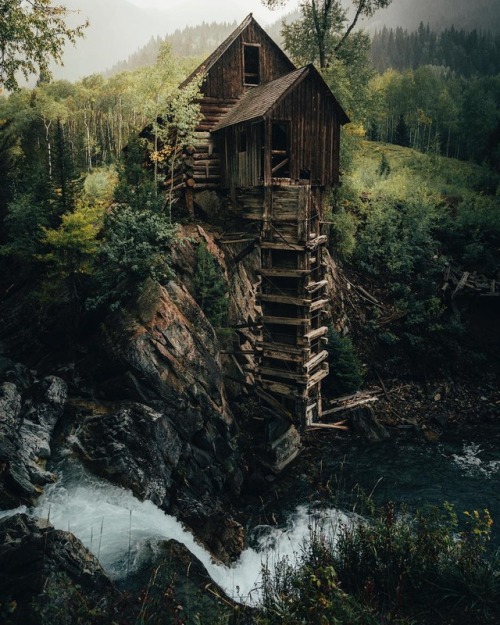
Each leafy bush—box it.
[0,194,51,260]
[326,328,363,395]
[87,204,175,311]
[258,502,500,625]
[193,242,228,328]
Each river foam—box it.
[18,460,349,604]
[451,442,500,478]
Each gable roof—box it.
[180,13,295,89]
[212,64,350,131]
[212,67,308,131]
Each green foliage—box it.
[258,502,499,625]
[338,142,500,372]
[369,68,500,165]
[329,207,358,259]
[83,166,118,204]
[326,328,363,394]
[87,204,176,312]
[193,242,228,328]
[38,201,104,280]
[0,0,88,91]
[0,193,51,259]
[377,151,391,176]
[270,0,391,70]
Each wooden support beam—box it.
[257,366,309,384]
[260,268,311,278]
[260,348,306,363]
[255,388,293,420]
[302,326,328,343]
[306,366,329,390]
[258,293,311,306]
[306,279,328,293]
[260,379,302,398]
[232,238,259,264]
[303,350,329,372]
[307,421,349,431]
[260,241,305,251]
[258,341,309,356]
[261,315,310,327]
[306,235,328,250]
[310,298,329,313]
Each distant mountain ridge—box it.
[367,0,500,33]
[54,0,500,81]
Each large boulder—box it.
[0,513,115,625]
[349,406,390,443]
[72,275,245,562]
[0,360,67,508]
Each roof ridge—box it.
[179,14,254,89]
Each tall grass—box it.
[257,501,499,625]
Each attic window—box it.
[243,43,260,86]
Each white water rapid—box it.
[2,460,350,604]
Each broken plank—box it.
[322,396,379,416]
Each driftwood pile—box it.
[442,265,499,299]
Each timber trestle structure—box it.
[174,14,349,430]
[237,184,329,428]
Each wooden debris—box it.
[307,421,349,431]
[322,389,382,416]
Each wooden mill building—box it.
[179,14,349,429]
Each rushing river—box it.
[0,459,350,604]
[267,424,500,546]
[1,424,499,602]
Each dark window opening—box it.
[238,129,247,152]
[271,121,290,177]
[243,44,260,86]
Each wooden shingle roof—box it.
[212,64,350,131]
[212,67,308,131]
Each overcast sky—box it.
[125,0,301,24]
[47,0,302,81]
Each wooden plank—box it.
[303,349,329,372]
[258,294,311,306]
[260,379,302,398]
[261,315,310,326]
[255,387,293,419]
[260,268,311,277]
[258,341,308,356]
[260,241,305,251]
[258,366,309,384]
[260,348,306,363]
[302,326,328,342]
[306,279,328,293]
[307,422,349,431]
[310,298,329,312]
[306,235,328,250]
[306,366,328,390]
[322,396,378,416]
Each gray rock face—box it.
[349,406,390,442]
[0,362,68,508]
[0,513,114,625]
[72,402,182,509]
[71,273,245,562]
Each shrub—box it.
[193,242,228,328]
[258,502,500,625]
[325,328,363,395]
[87,204,175,311]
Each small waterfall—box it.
[17,460,349,604]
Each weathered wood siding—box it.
[201,22,294,102]
[271,73,341,187]
[220,121,264,191]
[215,72,343,189]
